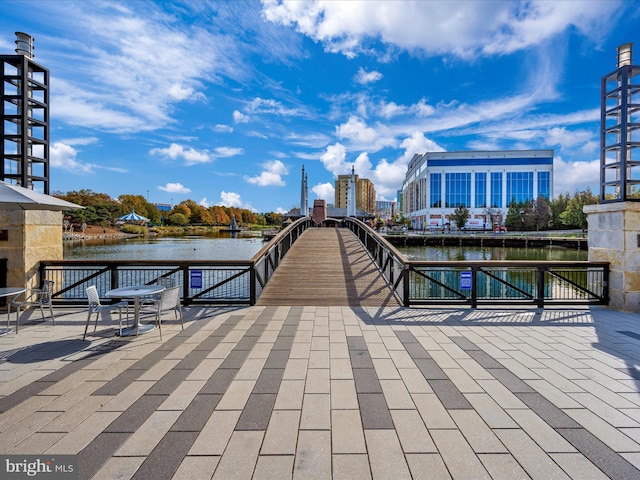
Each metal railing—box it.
[342,217,609,307]
[40,217,314,306]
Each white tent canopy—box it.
[0,181,83,211]
[118,209,149,222]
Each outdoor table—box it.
[0,287,26,336]
[105,285,165,336]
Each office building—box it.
[335,171,376,214]
[401,150,553,230]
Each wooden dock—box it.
[256,228,402,307]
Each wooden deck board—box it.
[256,228,402,307]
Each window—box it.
[507,172,533,204]
[445,172,471,208]
[430,173,441,208]
[490,172,502,208]
[475,172,486,208]
[538,171,550,199]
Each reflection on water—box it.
[65,235,588,263]
[397,245,588,262]
[64,235,265,261]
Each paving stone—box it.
[261,410,301,455]
[235,393,277,431]
[405,453,451,479]
[412,392,456,429]
[349,350,374,369]
[300,393,331,429]
[364,429,412,479]
[357,393,394,429]
[294,430,331,480]
[264,349,291,369]
[390,409,436,453]
[172,456,220,480]
[477,453,530,480]
[413,358,448,380]
[465,393,518,429]
[506,408,576,453]
[253,368,285,394]
[332,454,372,480]
[332,409,367,453]
[104,394,168,433]
[550,452,610,480]
[353,368,383,394]
[170,394,221,432]
[189,410,242,455]
[496,429,573,479]
[253,455,294,480]
[199,367,238,394]
[431,429,492,480]
[77,432,131,480]
[275,379,305,410]
[430,379,473,409]
[115,410,181,456]
[212,430,264,479]
[514,392,582,429]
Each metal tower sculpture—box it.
[1,32,50,194]
[346,166,356,217]
[600,43,640,202]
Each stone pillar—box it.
[584,202,640,312]
[0,209,63,290]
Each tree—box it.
[560,188,599,230]
[450,206,470,230]
[168,213,188,226]
[532,197,551,231]
[550,193,570,230]
[505,201,525,230]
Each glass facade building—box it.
[402,150,554,230]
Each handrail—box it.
[342,217,609,307]
[40,216,315,306]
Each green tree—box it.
[505,201,525,230]
[451,206,470,230]
[532,196,551,231]
[168,213,188,226]
[550,192,570,229]
[560,188,599,230]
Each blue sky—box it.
[1,1,638,213]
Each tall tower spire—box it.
[300,165,308,216]
[347,166,356,217]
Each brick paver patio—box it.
[1,304,640,479]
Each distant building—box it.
[401,150,553,230]
[376,200,395,221]
[155,203,172,212]
[334,172,376,214]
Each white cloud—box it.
[219,191,255,210]
[246,97,300,116]
[159,182,191,194]
[233,110,250,123]
[213,124,234,133]
[50,142,96,174]
[199,197,211,208]
[312,182,335,202]
[262,0,622,59]
[275,207,288,214]
[214,147,244,158]
[354,67,382,85]
[244,160,288,186]
[149,143,211,165]
[335,116,395,151]
[553,156,600,196]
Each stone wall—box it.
[585,202,640,312]
[0,209,63,290]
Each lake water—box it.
[64,235,588,262]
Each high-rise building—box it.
[334,169,376,214]
[1,33,50,193]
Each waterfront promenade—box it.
[2,302,640,479]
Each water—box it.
[63,235,265,260]
[397,244,588,262]
[64,235,587,262]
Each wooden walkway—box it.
[256,228,402,307]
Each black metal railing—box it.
[40,217,314,306]
[342,217,609,307]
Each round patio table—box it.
[106,285,165,336]
[0,287,26,336]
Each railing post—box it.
[537,266,545,308]
[403,264,410,307]
[250,263,257,305]
[471,267,477,308]
[110,264,119,290]
[602,264,609,304]
[181,266,190,305]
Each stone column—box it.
[584,202,640,312]
[0,209,63,290]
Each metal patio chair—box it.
[83,285,129,340]
[153,286,184,340]
[8,279,55,333]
